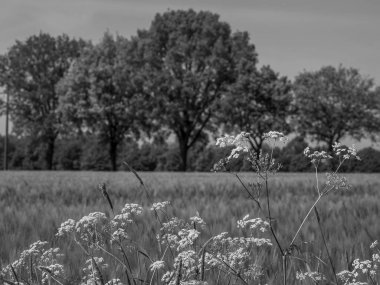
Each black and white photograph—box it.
[0,1,379,284]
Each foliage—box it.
[278,136,312,172]
[0,32,87,169]
[293,65,380,151]
[220,65,293,157]
[58,32,149,170]
[134,9,258,170]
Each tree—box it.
[58,32,148,170]
[219,65,293,157]
[293,65,380,152]
[0,33,86,169]
[135,9,257,171]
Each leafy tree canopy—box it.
[0,32,87,169]
[219,65,293,156]
[293,65,380,151]
[135,9,258,170]
[58,32,149,170]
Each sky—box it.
[1,0,380,147]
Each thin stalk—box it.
[314,207,339,285]
[315,166,320,196]
[265,176,284,256]
[233,173,262,210]
[97,244,137,285]
[290,195,323,246]
[282,256,287,285]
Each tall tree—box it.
[136,9,257,170]
[219,65,293,157]
[58,32,148,171]
[0,33,86,169]
[293,65,380,151]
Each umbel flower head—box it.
[263,131,288,143]
[216,132,251,161]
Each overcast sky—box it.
[1,0,380,146]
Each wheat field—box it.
[0,171,379,283]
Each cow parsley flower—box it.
[56,219,76,237]
[263,131,288,143]
[189,215,206,229]
[149,260,165,272]
[216,132,251,160]
[237,215,269,232]
[105,279,124,285]
[333,142,361,161]
[151,201,170,211]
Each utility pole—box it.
[3,91,9,170]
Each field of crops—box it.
[0,171,379,284]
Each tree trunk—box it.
[45,136,56,170]
[179,144,188,172]
[109,141,118,171]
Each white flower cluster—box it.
[111,213,133,228]
[158,217,187,248]
[296,271,325,282]
[40,263,65,284]
[1,240,65,284]
[82,257,108,284]
[149,260,166,272]
[121,203,143,216]
[216,132,251,160]
[56,218,76,237]
[189,215,206,229]
[263,131,288,143]
[237,215,270,232]
[110,228,129,243]
[304,147,333,163]
[337,241,379,284]
[203,231,271,281]
[161,250,198,284]
[177,229,200,251]
[105,278,124,285]
[151,201,170,211]
[325,172,351,191]
[75,212,109,248]
[333,142,361,160]
[111,203,143,228]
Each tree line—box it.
[0,9,379,171]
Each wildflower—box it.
[263,131,288,143]
[237,215,269,232]
[178,229,200,250]
[333,142,361,160]
[121,203,143,216]
[150,201,170,211]
[149,260,165,272]
[75,212,109,247]
[111,213,133,228]
[189,215,206,229]
[216,132,251,160]
[216,134,235,147]
[304,149,332,160]
[105,279,124,285]
[56,219,76,237]
[296,271,325,282]
[112,203,142,228]
[82,257,108,279]
[40,264,65,284]
[110,228,129,243]
[325,173,351,192]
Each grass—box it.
[0,171,379,283]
